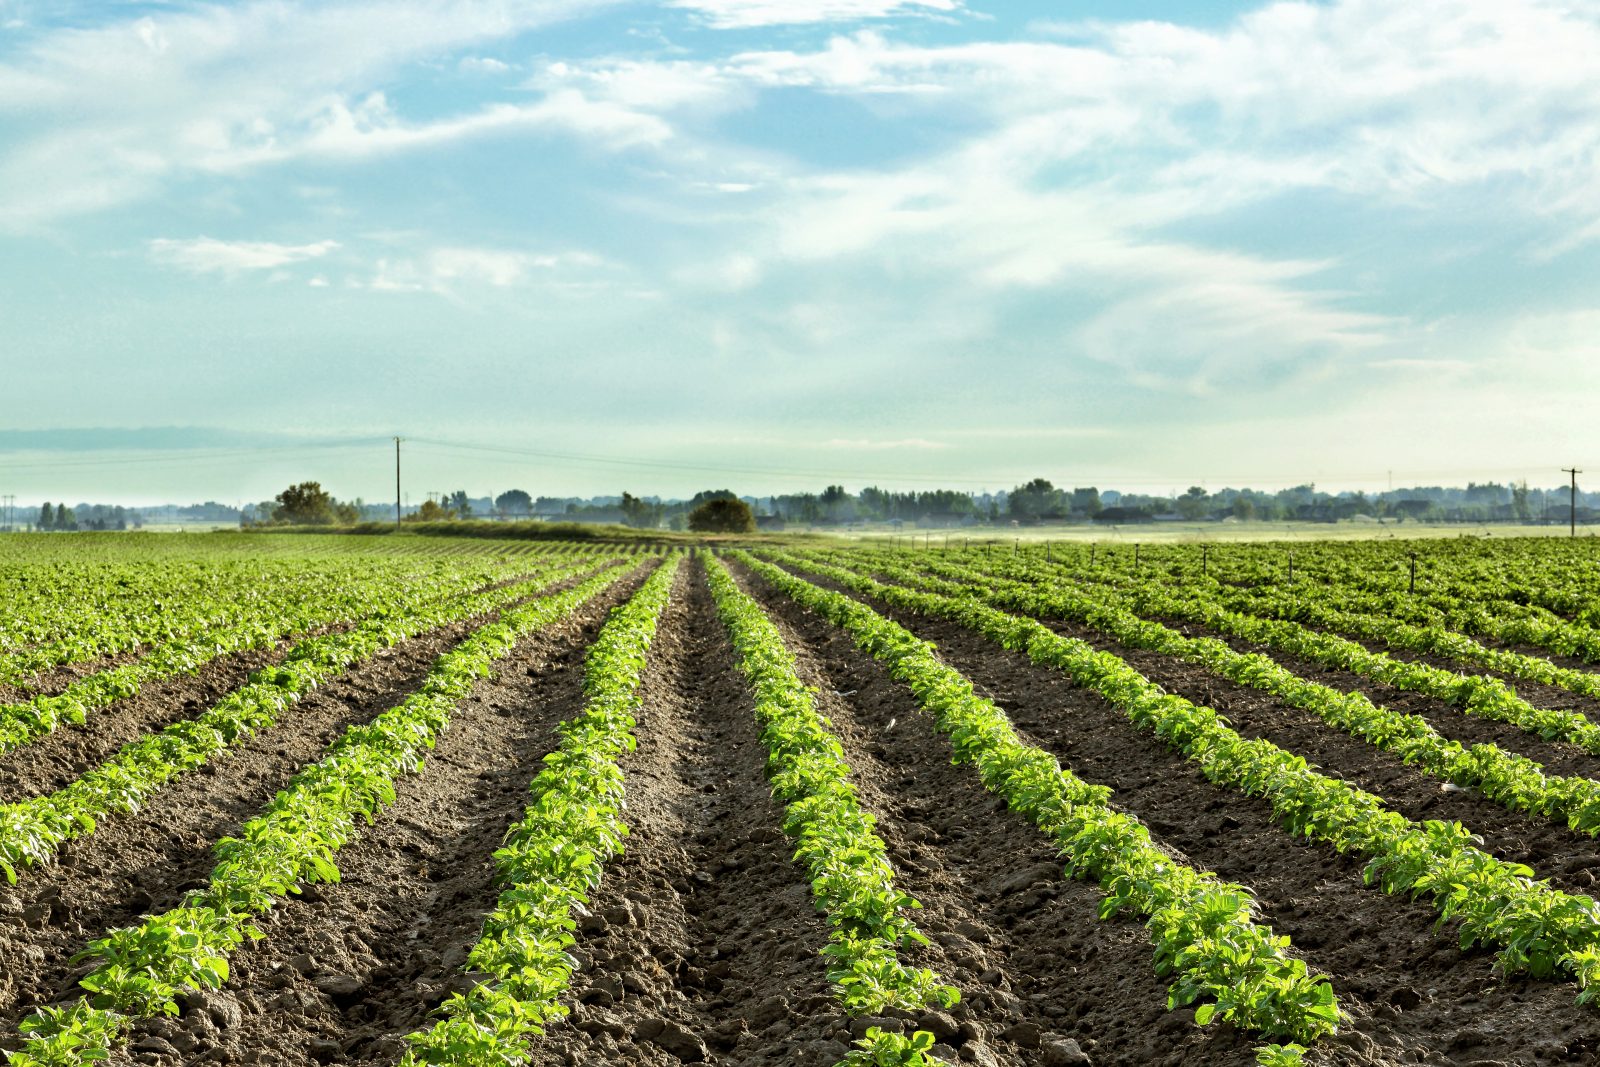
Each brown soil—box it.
[754,558,1600,1067]
[1149,614,1600,784]
[1019,618,1600,896]
[0,643,298,803]
[103,562,656,1067]
[728,561,1254,1067]
[527,558,845,1067]
[0,564,641,1044]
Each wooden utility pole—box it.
[394,437,403,527]
[1564,467,1582,537]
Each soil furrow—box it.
[766,561,1600,1067]
[1149,614,1600,782]
[531,559,844,1067]
[1031,616,1600,897]
[731,561,1235,1067]
[0,567,635,1038]
[101,564,654,1067]
[0,641,304,803]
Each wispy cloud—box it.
[148,236,339,274]
[358,245,609,296]
[667,0,960,30]
[0,0,629,229]
[820,437,948,450]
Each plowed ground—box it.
[3,554,1598,1066]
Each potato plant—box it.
[0,555,613,884]
[7,561,635,1066]
[403,555,680,1066]
[736,551,1338,1058]
[770,551,1600,1011]
[705,556,955,1065]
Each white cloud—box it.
[0,0,633,229]
[668,0,960,30]
[820,437,948,450]
[148,236,339,274]
[363,246,607,296]
[459,56,512,74]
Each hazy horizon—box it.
[5,0,1599,503]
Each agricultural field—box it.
[6,534,1600,1066]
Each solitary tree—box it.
[273,482,337,525]
[1009,478,1061,522]
[38,502,54,530]
[688,497,756,533]
[495,489,533,518]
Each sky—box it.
[3,0,1600,505]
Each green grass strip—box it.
[735,552,1336,1060]
[6,562,635,1066]
[401,555,680,1066]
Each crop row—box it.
[836,550,1600,840]
[704,556,956,1066]
[767,551,1600,1009]
[920,549,1600,757]
[6,561,639,1066]
[0,555,615,884]
[402,555,680,1064]
[0,550,586,757]
[731,552,1337,1063]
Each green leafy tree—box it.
[1176,486,1210,520]
[1513,480,1532,522]
[688,497,756,533]
[447,490,472,519]
[1009,478,1063,522]
[620,491,663,529]
[272,482,337,525]
[408,498,452,522]
[38,502,53,531]
[495,489,533,518]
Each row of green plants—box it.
[917,550,1600,757]
[734,552,1337,1063]
[0,555,465,682]
[1017,541,1600,663]
[0,534,589,667]
[704,556,956,1066]
[1173,578,1600,697]
[0,556,615,885]
[6,562,639,1066]
[0,551,582,756]
[766,552,1600,1008]
[1042,537,1600,626]
[402,556,681,1065]
[835,551,1600,839]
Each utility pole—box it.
[394,437,403,527]
[1564,467,1582,538]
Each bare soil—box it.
[9,553,1600,1067]
[754,558,1600,1067]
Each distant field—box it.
[844,519,1591,545]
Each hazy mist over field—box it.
[4,0,1598,502]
